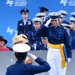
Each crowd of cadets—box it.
[0,7,75,51]
[17,7,75,51]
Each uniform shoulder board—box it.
[27,19,32,22]
[18,20,23,22]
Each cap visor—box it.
[51,18,59,20]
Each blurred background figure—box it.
[28,17,42,50]
[11,35,28,46]
[59,10,69,24]
[70,12,75,18]
[36,37,48,50]
[60,23,71,34]
[17,8,33,36]
[0,36,9,51]
[39,6,49,24]
[39,6,49,16]
[11,34,33,64]
[69,17,75,50]
[58,10,71,33]
[35,13,46,24]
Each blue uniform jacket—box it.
[17,19,33,36]
[31,42,48,50]
[62,20,70,24]
[28,29,41,45]
[36,43,48,50]
[35,24,72,58]
[70,29,75,37]
[71,37,75,50]
[70,29,75,50]
[6,57,50,75]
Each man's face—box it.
[0,41,5,47]
[34,22,41,30]
[41,37,48,44]
[61,17,65,22]
[70,22,75,29]
[41,17,45,23]
[51,19,59,27]
[21,12,28,19]
[43,11,47,16]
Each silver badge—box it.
[19,23,23,26]
[28,21,31,25]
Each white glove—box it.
[68,58,71,62]
[45,18,51,27]
[28,53,37,60]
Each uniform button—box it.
[60,29,61,31]
[59,32,61,34]
[50,29,51,30]
[50,32,51,33]
[58,35,60,37]
[50,34,51,35]
[58,38,60,40]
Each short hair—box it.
[14,52,27,61]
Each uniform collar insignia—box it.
[19,23,23,26]
[28,21,31,25]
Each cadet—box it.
[59,10,69,24]
[35,12,72,75]
[28,17,42,50]
[69,17,75,50]
[39,6,49,24]
[17,8,33,36]
[35,13,46,24]
[39,6,49,16]
[5,43,50,75]
[36,37,48,50]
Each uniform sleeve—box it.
[64,30,72,58]
[30,21,33,31]
[17,21,23,35]
[71,37,75,50]
[5,68,10,75]
[35,25,48,37]
[30,57,50,74]
[28,32,34,45]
